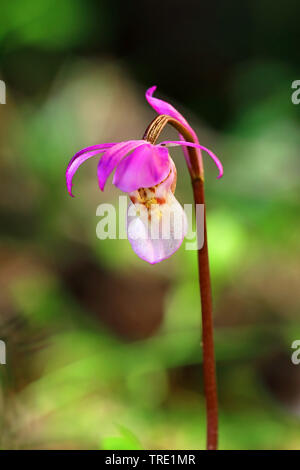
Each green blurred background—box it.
[0,0,300,450]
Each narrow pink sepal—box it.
[66,143,115,196]
[146,86,203,173]
[146,86,191,131]
[159,140,223,179]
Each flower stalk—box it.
[143,115,218,450]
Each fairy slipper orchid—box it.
[66,137,221,264]
[66,87,223,449]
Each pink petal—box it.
[97,140,144,191]
[159,141,223,178]
[66,143,115,196]
[113,144,171,193]
[127,192,187,264]
[146,86,191,131]
[146,86,203,173]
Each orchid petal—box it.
[127,192,187,264]
[146,86,203,173]
[159,140,223,179]
[113,144,171,193]
[97,140,144,191]
[146,86,191,131]
[66,143,115,196]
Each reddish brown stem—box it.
[192,178,218,450]
[144,115,218,450]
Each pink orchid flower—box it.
[66,88,223,264]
